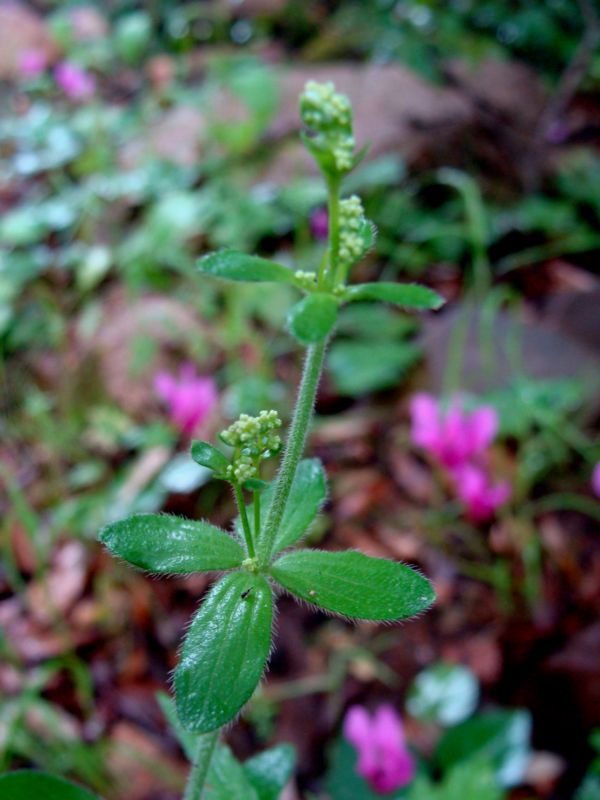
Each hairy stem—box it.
[258,338,328,564]
[183,729,219,800]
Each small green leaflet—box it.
[99,514,244,573]
[206,745,259,800]
[191,440,229,475]
[235,459,327,555]
[287,293,338,344]
[345,282,444,310]
[175,572,273,732]
[328,339,421,396]
[271,549,435,620]
[435,710,531,788]
[156,692,196,761]
[198,250,297,285]
[204,742,296,800]
[244,744,296,800]
[408,759,503,800]
[255,458,327,556]
[0,772,100,800]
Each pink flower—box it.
[18,49,48,78]
[343,705,415,794]
[154,364,218,438]
[452,463,511,523]
[54,62,96,101]
[410,393,498,469]
[592,462,600,498]
[310,207,329,241]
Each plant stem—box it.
[258,338,328,564]
[253,490,261,542]
[234,483,255,558]
[183,729,219,800]
[325,175,341,287]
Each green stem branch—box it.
[253,491,261,543]
[234,483,255,558]
[258,338,328,564]
[326,176,341,288]
[183,729,219,800]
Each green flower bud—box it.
[220,410,283,484]
[299,81,355,177]
[294,270,318,291]
[338,195,376,271]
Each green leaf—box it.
[198,250,297,285]
[345,282,444,310]
[244,744,296,800]
[191,441,230,475]
[156,692,196,761]
[328,340,421,396]
[175,572,273,732]
[0,772,100,800]
[239,459,327,555]
[206,744,259,800]
[436,710,531,788]
[271,550,435,620]
[407,662,479,726]
[287,293,338,345]
[99,514,244,573]
[270,458,327,554]
[408,759,504,800]
[243,477,269,491]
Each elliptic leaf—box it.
[287,293,338,345]
[156,692,196,761]
[198,250,297,284]
[436,710,531,788]
[99,514,244,573]
[328,339,421,396]
[408,760,503,800]
[345,282,444,310]
[239,459,327,556]
[271,549,435,620]
[266,459,327,555]
[175,572,273,732]
[244,744,296,800]
[206,744,259,800]
[191,440,229,475]
[0,772,99,800]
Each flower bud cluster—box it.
[300,81,355,174]
[294,270,318,291]
[339,195,366,265]
[300,81,351,129]
[220,410,282,483]
[331,138,355,172]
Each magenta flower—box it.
[18,49,48,78]
[310,207,329,241]
[452,463,511,523]
[410,393,498,469]
[343,705,415,795]
[592,462,600,498]
[154,364,218,438]
[54,62,96,101]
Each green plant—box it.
[97,80,443,799]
